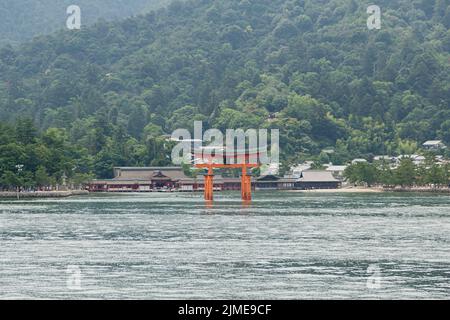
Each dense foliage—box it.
[345,157,450,187]
[0,119,95,190]
[0,0,449,186]
[0,0,170,45]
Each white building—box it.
[423,140,446,151]
[351,158,367,164]
[326,165,348,179]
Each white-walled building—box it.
[423,140,446,151]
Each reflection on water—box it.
[0,191,449,299]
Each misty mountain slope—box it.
[0,0,449,172]
[0,0,171,45]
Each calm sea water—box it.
[0,191,449,299]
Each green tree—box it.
[394,159,417,187]
[15,118,37,145]
[344,162,379,187]
[438,120,450,145]
[424,164,447,186]
[378,161,395,187]
[35,166,51,189]
[0,171,21,190]
[70,173,94,189]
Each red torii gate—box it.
[194,150,261,202]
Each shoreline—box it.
[384,187,450,194]
[288,187,384,193]
[2,188,450,198]
[289,187,450,194]
[0,190,89,199]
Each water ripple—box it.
[0,192,449,299]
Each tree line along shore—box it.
[1,119,449,196]
[343,156,450,189]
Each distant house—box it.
[322,148,335,154]
[373,155,396,163]
[435,155,446,165]
[326,165,347,179]
[397,154,415,160]
[394,154,426,166]
[413,155,426,166]
[423,140,446,151]
[351,158,367,165]
[295,171,342,190]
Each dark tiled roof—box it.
[114,167,189,181]
[257,175,280,181]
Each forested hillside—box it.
[0,0,449,184]
[0,0,170,44]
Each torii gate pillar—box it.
[241,165,252,201]
[204,167,214,201]
[200,163,257,202]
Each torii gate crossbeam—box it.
[194,150,260,202]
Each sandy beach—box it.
[288,187,384,193]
